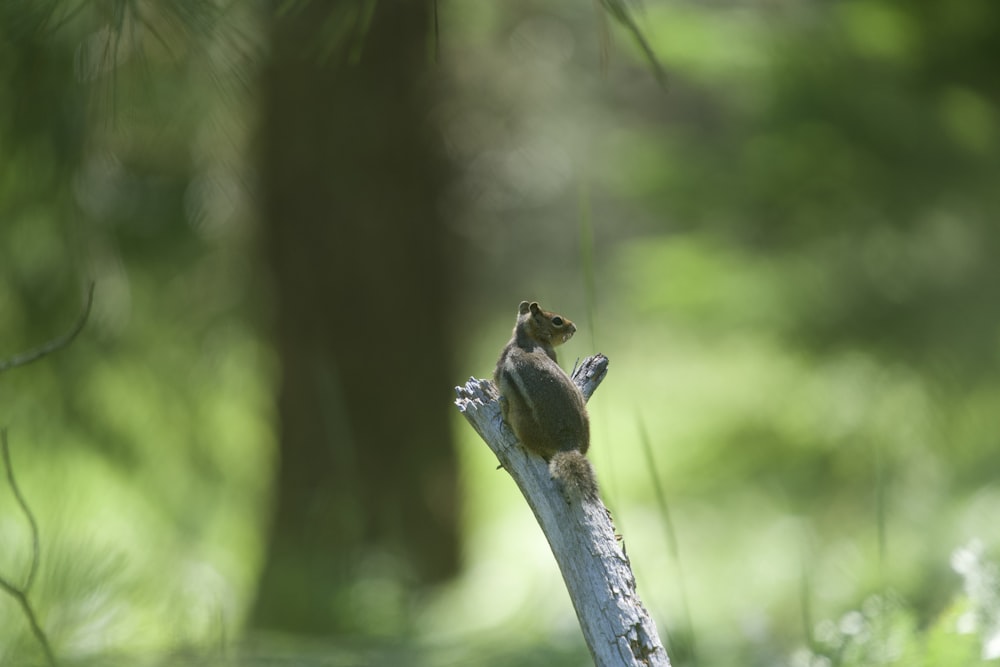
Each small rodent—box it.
[493,301,598,501]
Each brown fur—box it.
[494,301,597,500]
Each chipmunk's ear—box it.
[518,301,531,315]
[529,302,542,316]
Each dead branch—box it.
[455,354,669,666]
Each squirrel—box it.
[494,301,598,501]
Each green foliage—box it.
[2,0,999,664]
[0,0,268,662]
[790,543,1000,666]
[450,1,1000,664]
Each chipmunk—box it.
[494,301,598,500]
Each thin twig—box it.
[0,285,93,666]
[637,414,696,664]
[2,429,41,592]
[599,0,668,88]
[0,578,56,667]
[0,282,95,374]
[0,429,57,666]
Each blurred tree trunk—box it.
[250,0,459,635]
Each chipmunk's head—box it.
[517,300,576,346]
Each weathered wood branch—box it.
[455,354,670,667]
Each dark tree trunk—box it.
[250,0,459,635]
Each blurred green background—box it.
[1,1,999,665]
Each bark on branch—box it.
[455,354,670,667]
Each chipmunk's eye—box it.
[552,317,563,326]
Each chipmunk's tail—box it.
[549,451,598,501]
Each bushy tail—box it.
[549,451,598,501]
